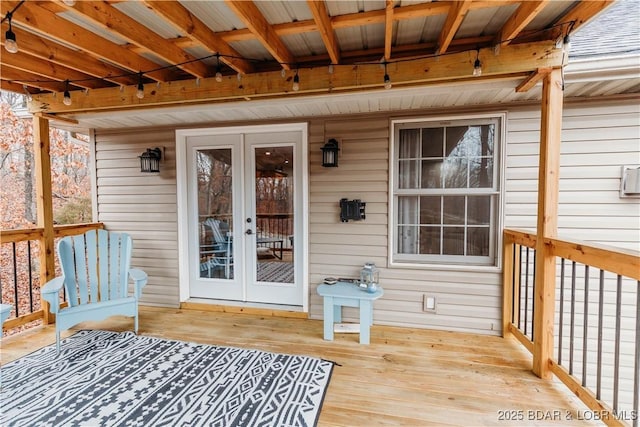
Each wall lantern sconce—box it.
[139,147,162,173]
[321,138,340,167]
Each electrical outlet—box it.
[423,295,437,312]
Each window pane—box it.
[442,157,467,188]
[445,126,470,157]
[398,159,420,189]
[398,129,420,159]
[443,227,465,255]
[419,196,441,224]
[443,196,465,225]
[398,196,418,224]
[419,226,440,254]
[398,225,419,254]
[478,124,495,156]
[421,159,442,188]
[468,196,491,225]
[469,157,493,188]
[468,227,490,256]
[421,128,443,157]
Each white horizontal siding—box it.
[94,129,179,307]
[505,100,640,248]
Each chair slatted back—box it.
[204,218,226,245]
[58,229,132,307]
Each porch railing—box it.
[503,229,640,427]
[0,222,104,332]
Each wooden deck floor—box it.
[1,306,598,426]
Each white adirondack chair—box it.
[42,229,147,352]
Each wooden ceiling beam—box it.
[173,1,515,46]
[497,1,549,46]
[29,40,563,114]
[1,1,175,83]
[1,25,137,87]
[1,52,111,90]
[224,0,296,70]
[140,1,253,75]
[437,1,472,54]
[307,0,340,65]
[384,0,394,61]
[1,79,36,94]
[53,1,210,79]
[1,67,70,93]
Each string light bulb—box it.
[63,80,72,106]
[215,53,223,82]
[328,64,334,74]
[383,62,392,89]
[292,69,300,91]
[472,49,482,77]
[4,12,18,54]
[136,72,145,99]
[62,0,76,5]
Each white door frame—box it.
[176,123,309,312]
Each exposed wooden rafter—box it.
[139,0,254,75]
[1,26,137,86]
[307,0,340,65]
[437,1,472,54]
[224,0,296,70]
[1,67,69,92]
[52,1,210,79]
[496,1,549,46]
[0,1,176,82]
[384,0,394,61]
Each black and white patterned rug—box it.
[1,330,333,427]
[257,261,294,283]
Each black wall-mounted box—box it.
[340,198,366,222]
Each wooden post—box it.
[532,68,563,379]
[33,115,55,325]
[502,234,514,337]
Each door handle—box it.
[245,229,253,235]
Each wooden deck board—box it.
[0,306,600,426]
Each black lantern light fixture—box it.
[139,147,162,173]
[321,138,340,167]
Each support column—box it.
[33,115,55,325]
[532,68,564,378]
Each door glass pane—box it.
[255,146,294,283]
[197,149,234,279]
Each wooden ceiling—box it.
[0,1,613,115]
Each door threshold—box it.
[181,298,308,319]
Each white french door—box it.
[182,125,305,307]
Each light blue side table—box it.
[317,281,383,345]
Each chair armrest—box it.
[41,276,64,314]
[128,268,148,299]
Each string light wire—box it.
[5,5,575,97]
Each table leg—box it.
[359,300,372,345]
[334,304,342,323]
[323,296,334,341]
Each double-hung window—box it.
[391,115,502,266]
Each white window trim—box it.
[387,112,507,271]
